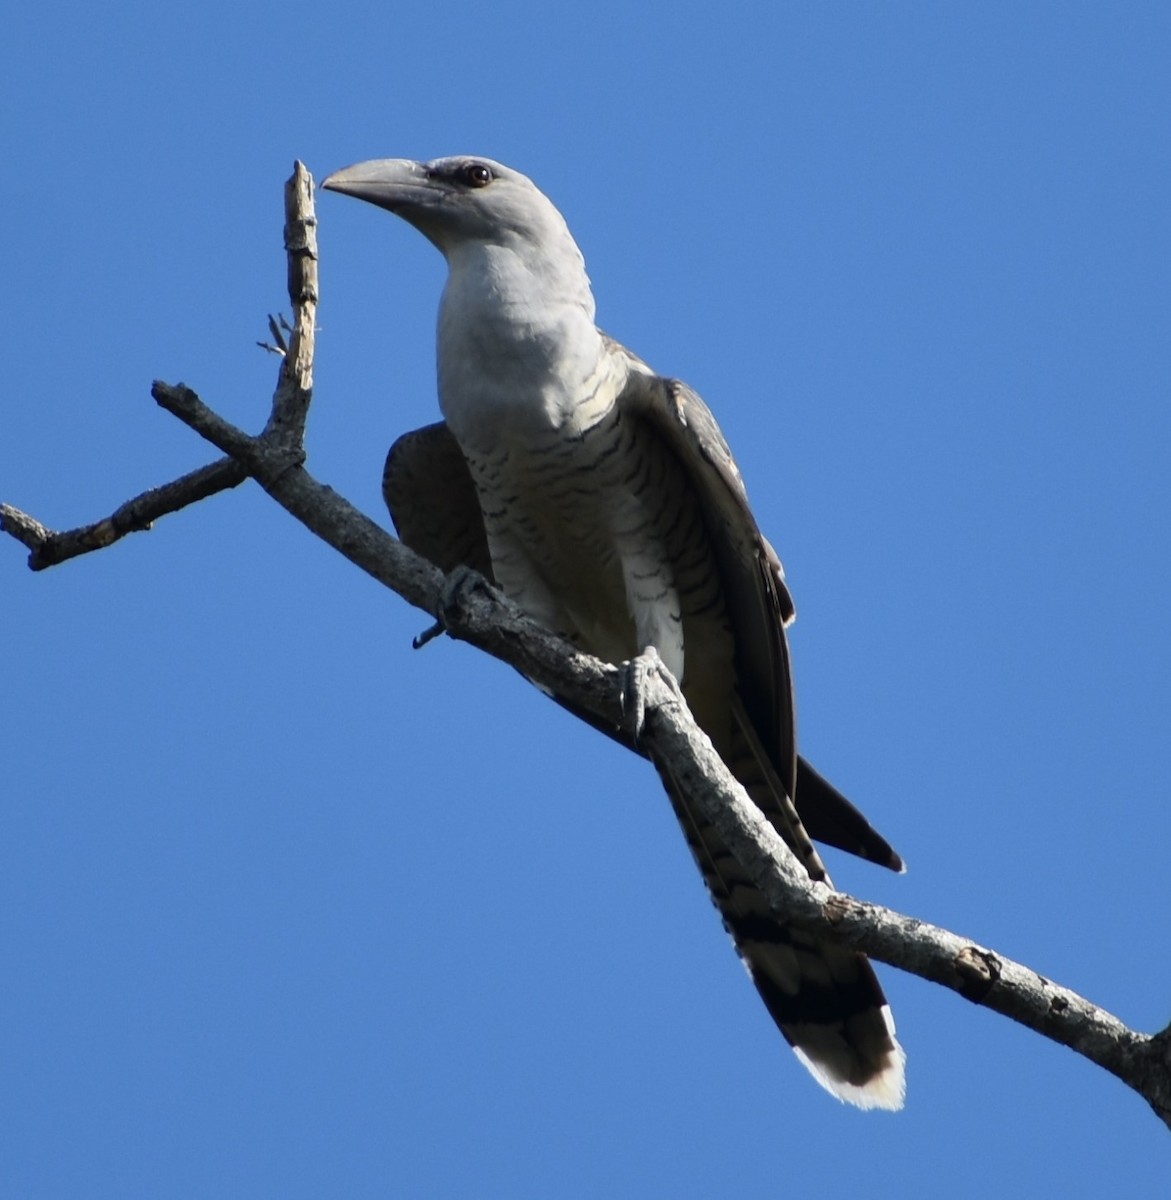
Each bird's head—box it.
[322,156,580,263]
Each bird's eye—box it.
[459,162,493,188]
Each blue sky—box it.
[3,3,1169,1196]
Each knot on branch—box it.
[953,945,1001,1001]
[823,892,856,925]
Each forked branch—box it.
[4,162,1169,1129]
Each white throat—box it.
[436,239,611,454]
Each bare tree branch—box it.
[4,161,1169,1130]
[0,459,246,571]
[0,166,320,574]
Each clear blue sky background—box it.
[3,3,1169,1196]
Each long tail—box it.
[655,729,906,1109]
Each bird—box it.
[322,155,906,1109]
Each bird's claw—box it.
[621,646,673,747]
[412,620,445,650]
[413,565,493,649]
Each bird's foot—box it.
[413,564,494,649]
[620,646,681,747]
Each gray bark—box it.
[3,162,1168,1130]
